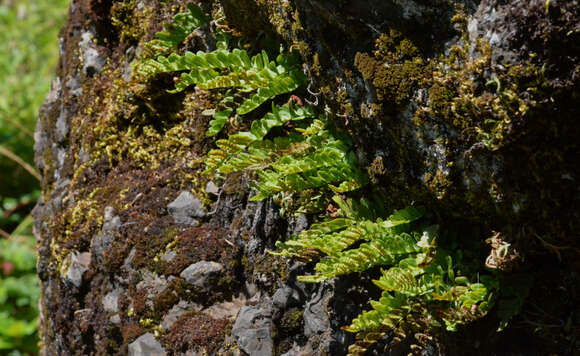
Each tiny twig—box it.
[0,228,11,239]
[207,190,224,216]
[0,145,41,181]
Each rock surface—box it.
[179,261,224,289]
[33,0,579,355]
[167,191,206,226]
[128,333,167,356]
[232,303,274,356]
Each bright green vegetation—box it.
[0,0,69,354]
[0,222,40,354]
[136,5,499,355]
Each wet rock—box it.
[128,333,167,356]
[167,191,206,226]
[61,251,91,288]
[232,302,274,356]
[179,261,224,289]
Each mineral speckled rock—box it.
[303,285,331,337]
[79,32,106,77]
[167,191,206,226]
[179,261,224,289]
[91,207,121,264]
[128,333,167,356]
[232,302,274,356]
[61,251,91,288]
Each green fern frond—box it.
[346,292,409,333]
[203,103,315,171]
[144,3,210,55]
[212,134,307,174]
[136,49,250,79]
[206,108,233,137]
[299,231,423,283]
[236,71,307,114]
[274,205,423,260]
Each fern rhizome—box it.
[134,3,498,355]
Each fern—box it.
[249,120,368,201]
[343,245,495,355]
[144,3,209,55]
[274,203,423,259]
[204,103,315,173]
[135,6,497,355]
[276,205,495,354]
[135,46,306,128]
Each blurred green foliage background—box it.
[0,0,69,354]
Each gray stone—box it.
[202,295,246,321]
[102,289,121,313]
[55,110,69,143]
[128,333,166,356]
[136,271,169,310]
[167,191,206,226]
[91,208,121,264]
[304,285,330,337]
[61,251,91,288]
[161,300,200,331]
[109,314,121,324]
[281,343,314,356]
[205,181,220,195]
[272,286,301,311]
[179,261,224,289]
[79,32,106,77]
[160,250,177,262]
[232,303,274,356]
[65,75,82,97]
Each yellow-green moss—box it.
[111,0,156,45]
[355,29,432,109]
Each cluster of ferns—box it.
[133,4,499,355]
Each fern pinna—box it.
[278,197,495,355]
[135,40,306,135]
[143,3,210,55]
[135,4,496,355]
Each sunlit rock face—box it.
[34,0,579,355]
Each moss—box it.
[252,254,289,294]
[164,311,231,354]
[152,278,187,317]
[354,29,431,110]
[121,322,146,344]
[111,0,154,45]
[279,308,303,336]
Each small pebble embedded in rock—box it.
[167,191,206,226]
